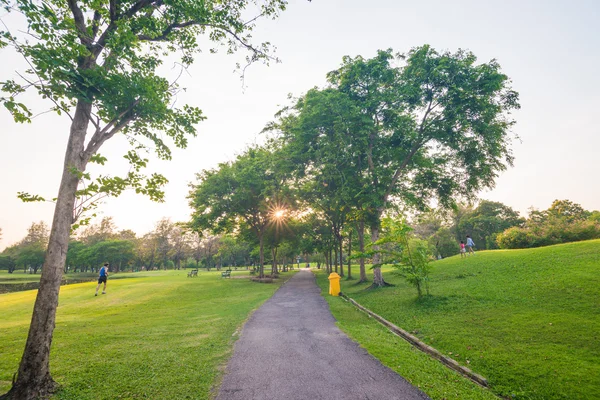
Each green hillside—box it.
[320,239,600,400]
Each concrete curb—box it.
[339,293,489,388]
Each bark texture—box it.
[357,220,367,282]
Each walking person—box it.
[95,263,109,296]
[466,235,476,255]
[460,241,466,258]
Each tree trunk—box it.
[347,230,352,279]
[4,101,91,400]
[370,224,390,288]
[338,235,344,277]
[333,247,338,273]
[358,220,367,283]
[258,234,264,279]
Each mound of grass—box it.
[317,240,600,400]
[0,269,294,399]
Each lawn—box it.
[317,239,600,400]
[0,269,294,399]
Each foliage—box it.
[454,200,524,249]
[322,240,600,400]
[189,144,292,277]
[0,0,290,215]
[15,244,46,273]
[274,45,520,285]
[370,218,433,296]
[0,255,17,273]
[497,200,600,249]
[428,227,459,258]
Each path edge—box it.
[339,292,490,389]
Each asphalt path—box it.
[216,269,430,400]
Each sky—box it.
[1,0,599,250]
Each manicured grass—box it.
[317,240,600,400]
[315,276,497,400]
[0,269,294,399]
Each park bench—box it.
[221,270,231,278]
[187,269,198,278]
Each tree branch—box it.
[137,20,202,41]
[90,10,102,40]
[383,140,424,205]
[67,0,93,48]
[84,99,141,158]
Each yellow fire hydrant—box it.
[328,272,341,296]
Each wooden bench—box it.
[221,270,231,278]
[187,269,198,278]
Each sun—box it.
[273,209,285,219]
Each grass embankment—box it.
[317,240,600,400]
[0,269,294,399]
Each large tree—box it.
[276,46,520,286]
[0,1,291,397]
[455,200,523,249]
[189,144,291,278]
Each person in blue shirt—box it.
[95,263,109,296]
[466,235,476,255]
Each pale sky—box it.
[1,0,599,250]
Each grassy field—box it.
[317,239,600,400]
[0,269,294,399]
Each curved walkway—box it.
[216,270,430,400]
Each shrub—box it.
[497,220,600,249]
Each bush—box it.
[497,221,600,249]
[496,227,535,249]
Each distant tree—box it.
[429,227,460,258]
[201,235,221,271]
[79,217,117,245]
[65,241,87,272]
[0,254,17,274]
[16,244,46,274]
[456,200,524,249]
[20,222,50,248]
[116,229,137,241]
[136,233,158,270]
[218,235,250,269]
[170,225,190,270]
[190,145,290,278]
[190,231,204,268]
[412,211,445,240]
[497,200,600,249]
[153,218,174,268]
[545,200,590,223]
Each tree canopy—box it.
[273,46,520,285]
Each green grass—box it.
[0,269,295,399]
[316,277,498,400]
[317,240,600,400]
